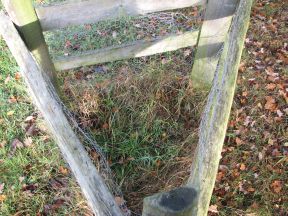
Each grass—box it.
[44,8,201,59]
[0,28,89,216]
[61,54,205,211]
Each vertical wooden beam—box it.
[2,0,59,88]
[0,12,123,216]
[187,0,253,215]
[142,187,197,216]
[190,0,239,89]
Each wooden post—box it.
[190,0,239,89]
[0,12,123,216]
[2,0,59,88]
[142,187,197,216]
[187,0,253,215]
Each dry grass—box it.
[61,57,206,213]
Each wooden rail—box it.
[2,0,59,89]
[35,0,204,31]
[54,30,199,71]
[0,11,123,216]
[187,0,253,215]
[191,0,239,88]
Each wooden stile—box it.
[35,0,204,31]
[142,187,197,216]
[187,0,253,215]
[190,0,239,88]
[2,0,59,88]
[0,11,123,216]
[0,0,254,214]
[54,30,199,71]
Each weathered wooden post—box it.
[190,0,239,88]
[0,12,123,216]
[142,187,197,216]
[187,0,253,215]
[2,0,58,88]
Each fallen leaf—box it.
[236,137,243,145]
[49,178,68,190]
[266,83,276,90]
[24,116,35,123]
[25,124,39,136]
[4,75,10,84]
[51,198,66,210]
[11,139,24,150]
[264,96,277,111]
[0,140,7,148]
[8,96,17,103]
[240,163,246,171]
[184,49,192,57]
[208,205,218,213]
[102,123,109,129]
[7,110,15,116]
[59,166,69,175]
[23,137,33,147]
[271,180,282,193]
[0,183,4,194]
[115,196,125,206]
[0,194,6,202]
[15,72,21,81]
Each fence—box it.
[0,0,253,215]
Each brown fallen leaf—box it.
[264,96,277,111]
[0,194,6,202]
[25,124,39,136]
[8,96,17,103]
[235,137,243,146]
[266,83,277,91]
[208,205,219,213]
[102,122,109,129]
[59,166,69,176]
[115,196,125,206]
[240,163,246,171]
[23,137,33,147]
[15,72,21,81]
[0,140,7,148]
[11,139,24,150]
[271,180,282,193]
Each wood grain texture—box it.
[187,0,253,215]
[142,187,197,216]
[54,30,199,71]
[35,0,204,31]
[1,0,58,89]
[0,11,122,216]
[190,0,239,88]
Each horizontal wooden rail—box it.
[35,0,204,31]
[54,30,199,71]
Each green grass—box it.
[0,35,88,215]
[44,9,200,59]
[61,50,204,211]
[1,0,287,215]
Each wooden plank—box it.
[187,0,253,215]
[122,0,204,16]
[0,11,123,216]
[190,0,239,88]
[2,0,59,89]
[54,30,199,71]
[35,0,204,31]
[142,187,197,216]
